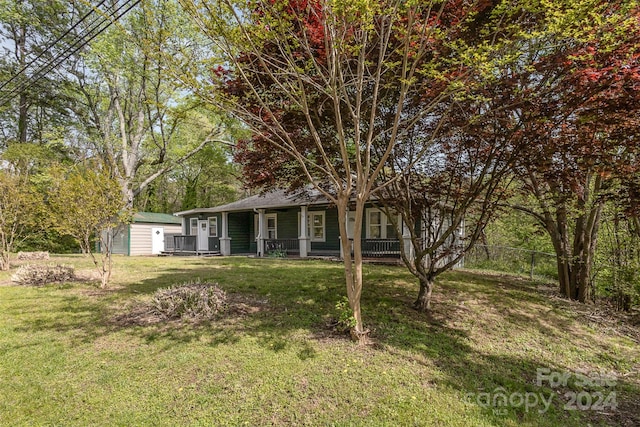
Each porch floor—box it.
[159,250,221,257]
[160,252,402,265]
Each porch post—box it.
[402,217,414,262]
[257,209,266,257]
[181,217,186,235]
[299,205,309,258]
[220,212,231,256]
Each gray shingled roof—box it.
[174,188,330,216]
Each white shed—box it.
[108,212,182,256]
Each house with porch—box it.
[172,188,412,259]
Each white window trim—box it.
[208,217,218,237]
[366,208,399,239]
[266,213,277,239]
[299,211,326,242]
[189,218,198,236]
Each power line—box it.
[0,0,109,94]
[0,0,141,108]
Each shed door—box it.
[197,220,209,251]
[151,227,164,254]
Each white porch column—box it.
[257,209,266,257]
[220,212,231,256]
[402,217,415,262]
[299,205,309,258]
[181,217,186,235]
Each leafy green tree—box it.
[0,0,81,146]
[49,166,128,288]
[596,205,640,311]
[507,1,640,302]
[0,170,44,270]
[133,108,242,212]
[180,0,564,338]
[70,0,233,208]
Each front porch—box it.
[173,191,414,260]
[264,237,403,259]
[162,234,221,256]
[162,234,404,259]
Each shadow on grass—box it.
[5,258,637,426]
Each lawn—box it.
[0,255,638,426]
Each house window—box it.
[310,212,325,241]
[266,214,277,239]
[386,220,398,239]
[189,218,198,236]
[368,210,382,238]
[208,217,218,237]
[367,208,398,239]
[299,211,326,242]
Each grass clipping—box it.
[150,282,228,320]
[11,264,75,286]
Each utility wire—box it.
[0,0,139,106]
[0,0,108,93]
[0,0,141,108]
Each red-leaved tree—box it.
[510,2,640,302]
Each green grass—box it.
[0,255,638,426]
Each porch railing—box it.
[265,238,300,254]
[360,238,401,258]
[164,233,179,251]
[172,235,197,252]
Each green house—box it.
[173,188,407,258]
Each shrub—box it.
[334,296,357,333]
[11,264,75,286]
[16,251,50,261]
[150,282,228,320]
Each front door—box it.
[197,220,209,251]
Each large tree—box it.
[0,0,82,147]
[510,2,640,302]
[180,0,517,341]
[376,89,525,311]
[69,0,233,208]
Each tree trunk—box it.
[337,195,368,344]
[413,276,434,312]
[553,207,576,299]
[0,253,9,271]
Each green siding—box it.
[310,207,340,252]
[185,214,221,237]
[272,209,298,239]
[209,213,221,237]
[185,214,198,235]
[112,225,130,255]
[229,211,251,253]
[249,213,257,253]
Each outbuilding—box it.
[108,212,182,256]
